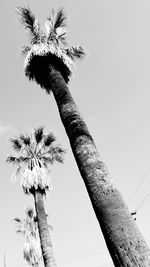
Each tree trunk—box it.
[34,191,57,267]
[49,67,150,266]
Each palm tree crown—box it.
[14,207,42,266]
[7,127,65,194]
[17,7,86,91]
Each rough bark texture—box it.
[49,67,150,266]
[34,191,57,267]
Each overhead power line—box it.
[135,191,150,211]
[128,168,150,203]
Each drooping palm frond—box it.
[9,138,22,151]
[10,166,22,182]
[26,207,35,220]
[65,46,86,60]
[14,207,42,266]
[21,162,52,194]
[34,127,44,144]
[14,217,25,234]
[14,207,37,236]
[26,207,34,216]
[17,6,41,44]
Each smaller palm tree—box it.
[7,127,65,267]
[14,207,42,267]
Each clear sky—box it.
[0,0,150,266]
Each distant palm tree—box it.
[17,7,150,266]
[7,127,65,267]
[14,207,42,267]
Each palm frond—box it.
[44,19,67,46]
[34,216,38,223]
[44,133,56,147]
[9,138,22,151]
[47,8,54,27]
[16,229,24,234]
[65,46,86,60]
[11,166,22,182]
[20,135,31,146]
[21,46,31,55]
[56,29,67,46]
[54,154,65,164]
[40,156,53,164]
[6,155,29,165]
[17,6,35,32]
[34,127,44,144]
[14,217,24,233]
[14,217,21,223]
[33,18,41,38]
[17,6,41,44]
[26,207,34,219]
[20,156,30,162]
[6,156,21,164]
[44,20,53,40]
[52,8,66,30]
[48,145,65,164]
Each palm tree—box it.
[14,207,42,267]
[17,7,150,266]
[7,127,65,267]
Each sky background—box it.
[0,0,150,266]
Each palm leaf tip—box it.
[66,46,86,61]
[34,127,44,143]
[6,156,16,164]
[26,207,34,218]
[17,6,41,45]
[20,135,31,146]
[53,8,66,29]
[21,46,31,56]
[14,217,21,223]
[9,138,22,151]
[76,46,86,59]
[53,145,66,163]
[44,133,56,146]
[16,6,36,31]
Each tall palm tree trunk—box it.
[49,67,150,266]
[34,191,57,267]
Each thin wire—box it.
[59,245,106,264]
[135,191,150,211]
[128,168,150,202]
